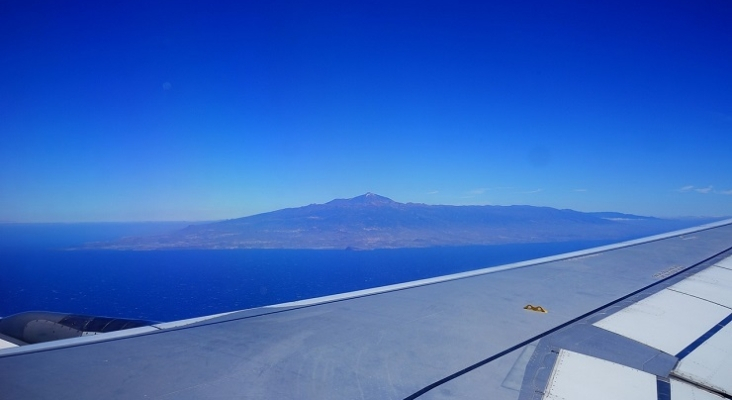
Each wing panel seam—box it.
[675,313,732,360]
[402,245,732,399]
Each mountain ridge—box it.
[82,193,719,250]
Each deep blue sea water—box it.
[0,223,616,322]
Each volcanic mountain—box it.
[84,193,716,250]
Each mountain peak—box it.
[352,192,396,204]
[326,193,398,207]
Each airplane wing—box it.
[2,219,732,399]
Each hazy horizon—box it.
[1,193,730,224]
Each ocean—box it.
[0,223,616,322]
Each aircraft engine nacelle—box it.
[0,311,155,345]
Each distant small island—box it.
[80,193,722,250]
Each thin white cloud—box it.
[467,188,488,195]
[573,188,588,192]
[426,190,439,195]
[678,185,732,195]
[522,188,543,194]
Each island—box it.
[81,193,721,250]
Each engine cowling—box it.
[0,311,156,345]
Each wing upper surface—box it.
[2,220,732,399]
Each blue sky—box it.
[1,1,731,222]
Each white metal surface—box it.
[716,255,732,270]
[594,289,729,355]
[0,338,17,349]
[674,322,732,396]
[542,350,656,400]
[669,265,732,308]
[671,379,724,400]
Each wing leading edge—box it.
[1,219,732,399]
